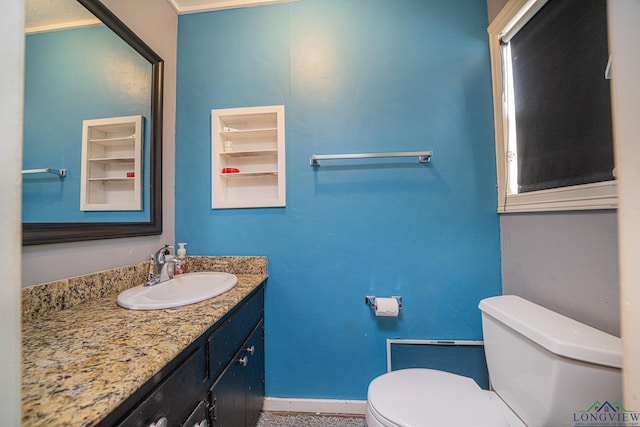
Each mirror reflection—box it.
[23,0,151,223]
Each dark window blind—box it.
[510,0,614,193]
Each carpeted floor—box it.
[257,412,367,427]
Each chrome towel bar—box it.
[310,151,432,166]
[22,168,67,177]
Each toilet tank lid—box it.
[479,295,622,369]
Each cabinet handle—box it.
[245,345,255,355]
[210,396,217,421]
[149,417,167,427]
[238,356,248,366]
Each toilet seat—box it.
[366,369,510,427]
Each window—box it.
[488,0,616,213]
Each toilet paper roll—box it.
[375,297,399,317]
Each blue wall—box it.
[176,0,500,400]
[23,25,151,222]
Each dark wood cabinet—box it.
[210,320,264,427]
[244,324,265,427]
[117,346,208,426]
[101,284,265,427]
[182,400,210,427]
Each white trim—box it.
[500,181,617,213]
[488,0,539,35]
[166,0,181,14]
[488,0,618,214]
[609,0,640,408]
[262,397,367,415]
[0,0,23,423]
[499,0,549,43]
[489,28,509,211]
[170,0,298,14]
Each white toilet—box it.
[366,295,623,427]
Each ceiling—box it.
[25,0,100,34]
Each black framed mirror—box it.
[22,0,163,245]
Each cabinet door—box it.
[208,288,264,382]
[209,321,264,427]
[209,358,245,427]
[244,322,264,427]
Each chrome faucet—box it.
[146,244,176,286]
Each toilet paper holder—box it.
[365,295,402,309]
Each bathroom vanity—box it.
[105,286,264,426]
[22,256,266,427]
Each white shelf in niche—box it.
[89,157,136,163]
[80,115,143,211]
[220,128,277,139]
[220,149,278,158]
[211,105,285,209]
[88,177,136,181]
[220,171,279,177]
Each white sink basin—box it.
[117,272,238,310]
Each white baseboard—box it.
[262,397,367,415]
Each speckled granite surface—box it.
[22,262,150,322]
[22,256,267,321]
[22,256,267,427]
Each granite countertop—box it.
[22,257,267,427]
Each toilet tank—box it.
[479,295,622,427]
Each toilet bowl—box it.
[365,295,622,427]
[366,368,520,427]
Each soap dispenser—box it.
[176,242,188,274]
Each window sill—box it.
[498,181,617,213]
